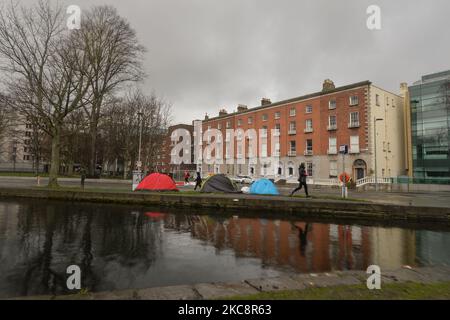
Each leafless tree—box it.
[76,5,146,177]
[0,1,92,187]
[101,90,172,178]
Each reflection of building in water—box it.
[369,227,416,270]
[416,231,450,266]
[173,215,372,273]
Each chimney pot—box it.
[322,79,335,92]
[237,104,248,112]
[261,98,272,106]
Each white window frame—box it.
[350,95,359,106]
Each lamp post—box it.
[137,110,143,168]
[374,117,384,191]
[132,110,144,191]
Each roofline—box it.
[203,80,371,122]
[370,84,403,98]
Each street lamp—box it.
[137,110,143,169]
[374,117,384,191]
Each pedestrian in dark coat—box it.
[290,163,310,197]
[194,172,203,191]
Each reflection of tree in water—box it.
[8,202,163,297]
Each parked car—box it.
[232,175,254,184]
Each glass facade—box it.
[410,70,450,181]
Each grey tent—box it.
[200,174,240,193]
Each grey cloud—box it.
[14,0,450,122]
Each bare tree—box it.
[77,5,146,177]
[0,1,92,187]
[101,90,172,178]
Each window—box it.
[350,135,360,153]
[350,95,359,106]
[275,111,281,119]
[306,139,313,152]
[226,121,231,129]
[289,141,296,153]
[376,94,380,106]
[305,119,313,132]
[386,97,389,106]
[207,125,211,130]
[275,123,281,133]
[289,108,296,117]
[261,143,268,157]
[261,126,268,137]
[306,105,313,113]
[328,137,337,154]
[262,114,268,121]
[237,119,242,126]
[274,142,280,155]
[289,121,296,134]
[288,166,294,176]
[306,162,313,177]
[217,123,222,130]
[329,99,336,110]
[328,115,337,130]
[349,112,359,127]
[248,117,253,124]
[23,155,30,161]
[329,160,338,177]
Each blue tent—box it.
[250,178,279,195]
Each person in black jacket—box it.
[194,172,203,191]
[290,163,310,197]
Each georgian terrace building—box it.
[199,79,407,183]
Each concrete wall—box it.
[369,85,406,178]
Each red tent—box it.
[135,173,179,192]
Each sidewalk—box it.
[1,175,450,209]
[10,266,450,300]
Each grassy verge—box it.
[225,282,450,300]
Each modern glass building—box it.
[410,70,450,182]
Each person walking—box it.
[184,170,191,184]
[80,167,87,190]
[290,163,310,197]
[194,172,203,191]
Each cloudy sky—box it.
[18,0,450,123]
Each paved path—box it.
[1,176,450,208]
[10,266,450,300]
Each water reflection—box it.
[0,200,449,298]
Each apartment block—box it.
[199,80,406,182]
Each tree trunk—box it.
[48,127,61,188]
[89,122,97,177]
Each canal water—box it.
[0,199,449,298]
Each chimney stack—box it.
[204,113,209,120]
[237,104,248,112]
[322,79,335,92]
[219,108,228,117]
[261,98,272,106]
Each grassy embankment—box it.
[225,282,450,300]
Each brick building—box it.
[199,79,407,182]
[158,123,196,177]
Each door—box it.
[356,168,365,180]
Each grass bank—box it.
[226,281,450,300]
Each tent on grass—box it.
[250,178,279,195]
[135,173,179,192]
[200,174,240,193]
